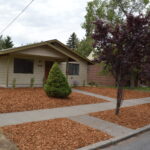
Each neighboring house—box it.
[87,51,116,86]
[0,39,92,88]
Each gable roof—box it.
[0,39,92,64]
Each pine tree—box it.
[0,35,14,50]
[66,32,79,50]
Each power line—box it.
[0,0,34,35]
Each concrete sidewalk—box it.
[0,89,150,150]
[69,115,133,137]
[0,96,149,127]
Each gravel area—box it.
[0,88,107,113]
[90,103,150,129]
[76,87,150,100]
[2,118,112,150]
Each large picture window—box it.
[68,63,79,75]
[14,58,34,74]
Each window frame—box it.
[14,58,34,74]
[68,63,79,75]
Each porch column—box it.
[6,55,10,88]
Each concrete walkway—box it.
[69,115,133,137]
[73,89,116,102]
[0,95,149,127]
[0,89,149,149]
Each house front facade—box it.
[0,40,92,88]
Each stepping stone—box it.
[0,130,18,150]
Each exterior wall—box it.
[7,55,45,87]
[0,55,88,88]
[17,46,67,59]
[88,63,115,86]
[60,61,88,86]
[0,56,7,87]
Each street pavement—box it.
[101,130,150,150]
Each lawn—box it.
[0,88,107,113]
[90,103,150,129]
[75,86,150,100]
[2,118,112,150]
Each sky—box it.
[0,0,90,46]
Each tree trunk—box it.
[115,85,123,115]
[115,72,124,115]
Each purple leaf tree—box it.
[93,12,150,115]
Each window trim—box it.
[68,63,79,75]
[14,58,34,74]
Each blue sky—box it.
[0,0,90,46]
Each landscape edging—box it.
[77,124,150,150]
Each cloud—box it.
[0,0,89,46]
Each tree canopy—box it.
[0,35,14,50]
[80,0,150,57]
[66,32,79,50]
[93,12,150,114]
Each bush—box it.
[44,63,72,98]
[12,78,16,88]
[30,78,35,88]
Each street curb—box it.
[77,125,150,150]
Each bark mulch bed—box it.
[2,118,112,150]
[90,103,150,129]
[0,88,107,113]
[76,87,150,100]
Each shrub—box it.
[44,63,72,98]
[30,78,35,88]
[12,78,16,88]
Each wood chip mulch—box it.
[76,87,150,100]
[0,88,107,113]
[90,103,150,129]
[2,118,112,150]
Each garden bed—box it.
[75,87,150,100]
[0,88,107,113]
[2,118,112,150]
[90,103,150,129]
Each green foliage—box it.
[12,78,16,88]
[44,63,72,98]
[76,37,94,57]
[83,80,86,87]
[0,35,13,50]
[66,32,79,51]
[83,0,150,38]
[99,62,112,76]
[81,0,150,57]
[30,78,35,88]
[88,81,97,87]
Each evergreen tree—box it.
[0,35,14,50]
[44,63,72,98]
[66,32,79,50]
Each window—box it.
[14,58,34,74]
[68,63,79,75]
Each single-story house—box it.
[0,39,92,88]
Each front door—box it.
[45,61,53,79]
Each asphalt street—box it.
[101,130,150,150]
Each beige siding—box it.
[0,46,88,87]
[7,55,45,87]
[0,56,7,87]
[60,61,88,86]
[16,46,67,59]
